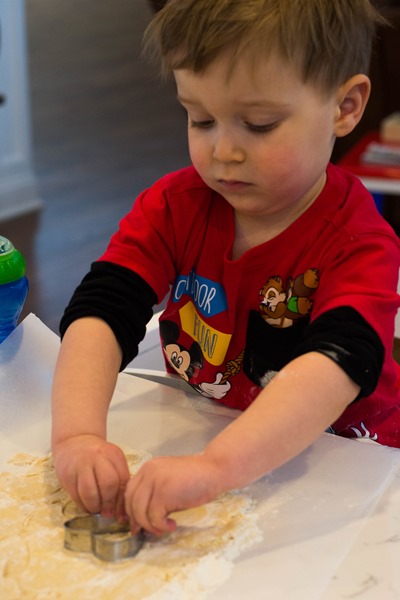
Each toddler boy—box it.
[52,0,400,535]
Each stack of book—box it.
[338,113,400,180]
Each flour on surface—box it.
[0,447,261,600]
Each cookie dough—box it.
[0,448,261,599]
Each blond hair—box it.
[143,0,385,92]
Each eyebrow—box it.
[177,95,291,109]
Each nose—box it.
[212,129,245,163]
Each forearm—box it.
[51,317,123,447]
[204,352,360,492]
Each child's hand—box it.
[124,454,221,536]
[53,434,130,520]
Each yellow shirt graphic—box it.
[179,301,232,366]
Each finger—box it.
[94,456,123,518]
[124,474,143,532]
[107,454,129,521]
[107,444,131,483]
[134,485,172,536]
[115,485,129,522]
[53,455,83,509]
[77,466,101,514]
[147,508,177,535]
[106,445,131,520]
[145,485,178,535]
[125,474,162,535]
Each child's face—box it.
[175,52,340,227]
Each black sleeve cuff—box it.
[291,306,384,399]
[60,261,158,370]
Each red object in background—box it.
[338,131,400,180]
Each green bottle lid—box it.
[0,236,26,284]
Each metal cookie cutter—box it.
[64,514,144,561]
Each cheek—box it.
[262,135,329,179]
[188,145,202,170]
[187,133,210,171]
[257,144,301,180]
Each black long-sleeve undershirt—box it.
[60,261,157,370]
[60,261,384,397]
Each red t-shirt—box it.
[100,163,400,446]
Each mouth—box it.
[217,179,253,192]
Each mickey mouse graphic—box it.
[160,269,320,397]
[159,320,203,381]
[160,320,241,400]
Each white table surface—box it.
[2,314,400,599]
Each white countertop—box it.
[1,314,400,599]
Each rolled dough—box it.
[0,447,261,599]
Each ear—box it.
[334,75,371,138]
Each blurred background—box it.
[0,0,399,353]
[0,0,189,332]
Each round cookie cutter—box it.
[64,514,144,561]
[92,529,143,562]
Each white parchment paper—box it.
[1,314,400,599]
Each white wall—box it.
[0,0,42,220]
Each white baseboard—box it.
[0,172,43,221]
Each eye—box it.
[189,118,215,129]
[245,121,280,134]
